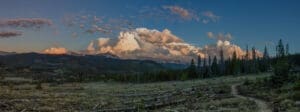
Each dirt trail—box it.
[231,84,272,112]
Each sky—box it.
[0,0,299,62]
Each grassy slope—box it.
[0,73,270,111]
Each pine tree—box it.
[252,47,257,61]
[208,56,212,66]
[286,43,289,56]
[242,45,250,73]
[211,56,220,76]
[219,48,224,64]
[197,55,201,69]
[240,56,246,73]
[225,58,231,75]
[251,47,258,73]
[245,45,249,60]
[232,51,237,62]
[219,48,225,75]
[202,58,208,78]
[231,51,239,75]
[262,45,270,72]
[197,55,202,78]
[263,45,269,59]
[203,58,207,69]
[276,39,285,58]
[207,55,212,76]
[188,59,197,79]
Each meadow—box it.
[0,73,278,112]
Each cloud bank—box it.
[0,18,52,29]
[0,31,22,38]
[86,28,259,63]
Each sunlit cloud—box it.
[43,47,68,55]
[85,28,258,63]
[86,28,204,63]
[163,5,191,19]
[162,5,200,22]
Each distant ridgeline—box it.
[0,52,190,80]
[0,53,186,74]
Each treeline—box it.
[187,44,272,79]
[95,39,297,83]
[186,39,297,80]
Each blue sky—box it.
[0,0,299,55]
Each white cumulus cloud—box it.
[86,28,260,63]
[86,28,205,63]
